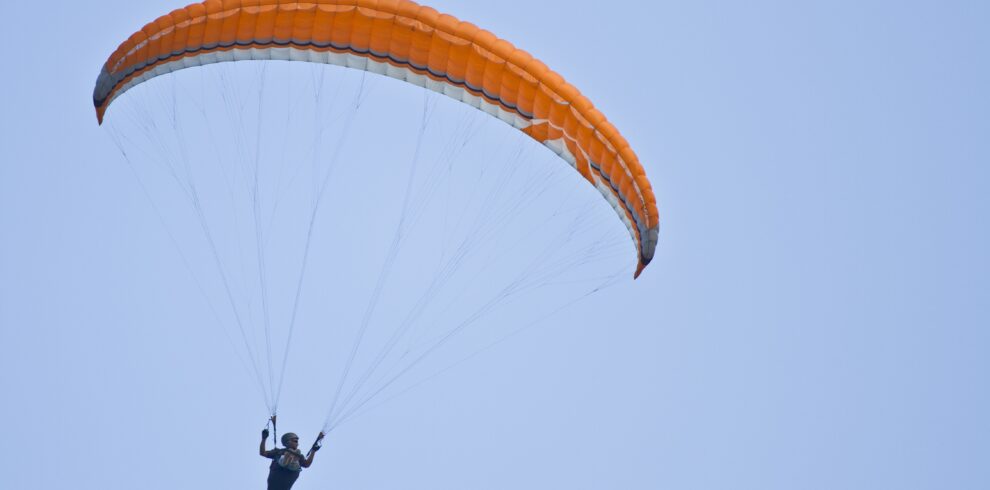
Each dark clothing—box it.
[263,448,304,490]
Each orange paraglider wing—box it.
[93,0,659,275]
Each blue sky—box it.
[1,1,988,489]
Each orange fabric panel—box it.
[426,25,450,80]
[376,0,402,14]
[505,50,531,111]
[543,76,569,129]
[310,5,336,45]
[600,153,617,180]
[368,8,395,56]
[443,28,470,83]
[570,142,593,181]
[348,7,373,52]
[218,4,240,46]
[167,9,191,56]
[574,124,593,161]
[186,4,208,50]
[134,25,151,70]
[522,122,548,143]
[463,46,486,93]
[407,15,432,69]
[255,5,279,42]
[388,13,414,63]
[481,54,505,103]
[236,4,259,43]
[588,138,607,173]
[296,6,319,45]
[330,7,356,50]
[272,3,296,42]
[393,0,420,21]
[467,29,494,82]
[502,66,523,112]
[562,110,583,144]
[155,20,175,60]
[202,2,224,49]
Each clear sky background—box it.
[1,1,988,489]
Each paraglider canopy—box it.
[92,0,659,276]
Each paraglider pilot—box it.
[260,423,323,490]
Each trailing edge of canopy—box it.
[93,0,659,276]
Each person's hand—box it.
[310,433,324,453]
[262,429,270,439]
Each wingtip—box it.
[634,262,646,279]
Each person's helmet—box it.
[281,432,299,446]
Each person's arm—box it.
[301,450,316,468]
[260,429,270,457]
[301,432,325,468]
